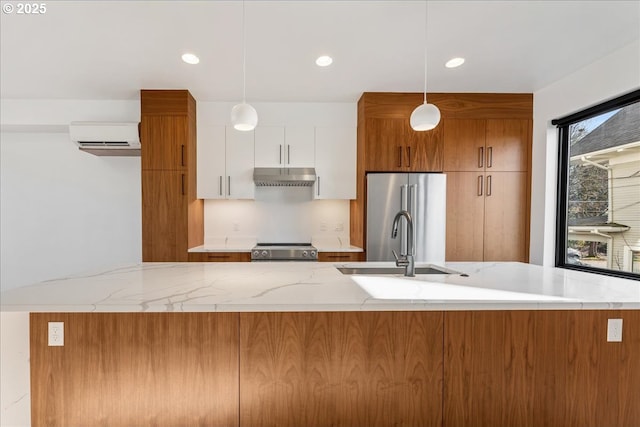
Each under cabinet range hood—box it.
[69,121,140,156]
[253,167,316,187]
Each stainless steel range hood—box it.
[253,167,316,187]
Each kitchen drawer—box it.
[318,252,365,262]
[188,252,251,262]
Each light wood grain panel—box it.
[485,119,530,172]
[141,90,190,116]
[364,118,406,171]
[445,172,485,261]
[188,252,251,262]
[240,311,443,427]
[361,92,533,120]
[142,170,186,261]
[483,172,527,261]
[317,252,365,262]
[444,310,640,427]
[30,313,239,427]
[443,119,486,171]
[408,119,444,171]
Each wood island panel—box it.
[444,310,640,427]
[317,251,365,262]
[188,252,251,262]
[30,313,239,427]
[239,311,444,427]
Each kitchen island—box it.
[1,262,639,427]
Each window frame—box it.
[553,89,640,281]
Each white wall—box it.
[198,101,356,246]
[530,40,640,266]
[0,312,30,427]
[1,100,141,291]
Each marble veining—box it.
[1,262,639,312]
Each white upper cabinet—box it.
[284,126,315,167]
[314,126,356,200]
[197,125,255,200]
[254,126,285,168]
[254,126,315,168]
[225,127,255,199]
[197,125,226,199]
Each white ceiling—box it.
[1,0,638,102]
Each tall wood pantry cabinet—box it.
[140,90,203,261]
[352,92,532,262]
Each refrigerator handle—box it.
[409,184,417,255]
[400,184,409,255]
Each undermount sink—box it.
[337,265,456,275]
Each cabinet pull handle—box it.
[477,175,483,196]
[279,145,283,164]
[487,146,493,168]
[317,176,320,196]
[227,176,231,196]
[397,146,402,167]
[478,147,484,168]
[486,175,492,196]
[181,174,185,196]
[219,176,223,196]
[181,144,185,167]
[406,146,411,168]
[287,145,291,165]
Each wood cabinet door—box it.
[443,119,486,171]
[188,252,251,262]
[485,119,530,172]
[483,172,528,261]
[142,170,187,261]
[141,116,188,171]
[364,118,406,171]
[407,121,444,171]
[240,312,443,427]
[317,252,364,262]
[445,172,485,261]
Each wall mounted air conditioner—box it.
[69,121,140,156]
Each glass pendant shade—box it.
[231,102,258,131]
[410,102,441,131]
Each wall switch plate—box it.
[607,318,623,342]
[48,321,64,346]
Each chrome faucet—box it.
[391,210,415,277]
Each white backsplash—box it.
[203,189,350,246]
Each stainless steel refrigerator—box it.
[366,173,446,263]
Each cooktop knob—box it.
[253,250,260,257]
[310,251,316,257]
[261,250,268,257]
[302,251,308,257]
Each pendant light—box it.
[410,0,440,131]
[231,0,258,131]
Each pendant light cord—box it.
[423,0,428,104]
[242,0,247,103]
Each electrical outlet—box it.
[607,318,623,342]
[334,223,344,232]
[48,322,64,347]
[320,222,327,232]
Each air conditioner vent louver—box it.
[69,121,140,156]
[77,141,131,147]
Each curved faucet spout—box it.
[391,210,415,276]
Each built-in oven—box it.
[251,243,318,261]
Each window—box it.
[554,89,640,280]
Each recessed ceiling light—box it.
[617,148,625,152]
[181,53,200,65]
[316,55,333,67]
[445,57,465,68]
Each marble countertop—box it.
[1,262,638,312]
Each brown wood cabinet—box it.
[351,93,533,258]
[141,90,203,261]
[31,310,640,427]
[317,251,365,262]
[364,117,443,172]
[188,252,251,262]
[443,117,531,262]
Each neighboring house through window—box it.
[554,90,640,280]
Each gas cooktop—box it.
[251,243,318,261]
